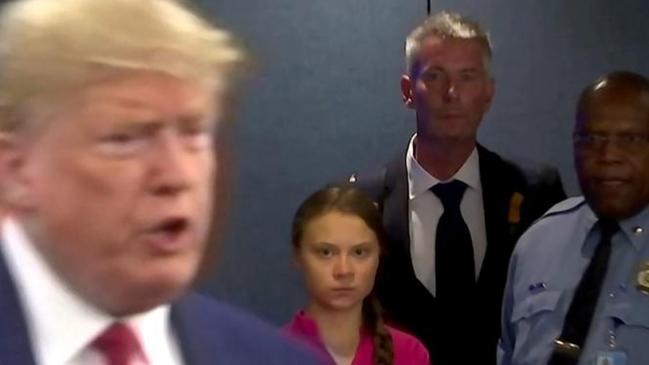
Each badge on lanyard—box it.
[596,351,627,365]
[636,262,649,294]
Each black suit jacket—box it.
[352,144,566,365]
[0,246,320,365]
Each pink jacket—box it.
[282,311,430,365]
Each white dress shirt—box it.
[407,135,487,296]
[1,217,184,365]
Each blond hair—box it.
[405,11,492,75]
[0,0,247,131]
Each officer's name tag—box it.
[596,350,626,365]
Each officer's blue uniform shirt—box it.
[498,197,649,365]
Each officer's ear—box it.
[0,131,37,210]
[401,74,415,109]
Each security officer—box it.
[498,70,649,365]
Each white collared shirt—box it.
[406,135,487,296]
[1,217,184,365]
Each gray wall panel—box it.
[196,0,424,323]
[194,1,649,324]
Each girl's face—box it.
[296,211,380,312]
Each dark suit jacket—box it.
[0,249,319,365]
[352,144,566,365]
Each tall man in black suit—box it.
[0,0,318,364]
[351,11,566,365]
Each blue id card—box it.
[596,350,627,365]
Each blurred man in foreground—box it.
[0,0,318,364]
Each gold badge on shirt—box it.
[636,262,649,294]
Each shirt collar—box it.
[581,202,649,252]
[286,310,320,339]
[618,204,649,252]
[286,310,371,347]
[1,217,172,365]
[406,134,481,199]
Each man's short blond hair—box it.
[405,11,492,75]
[0,0,247,131]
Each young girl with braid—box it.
[283,186,430,365]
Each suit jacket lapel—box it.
[477,144,514,284]
[171,295,218,365]
[0,248,37,365]
[382,151,411,259]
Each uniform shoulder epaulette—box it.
[540,197,587,220]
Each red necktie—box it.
[92,322,147,365]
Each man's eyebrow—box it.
[86,93,149,107]
[351,242,375,248]
[177,111,213,122]
[311,241,335,247]
[458,67,480,73]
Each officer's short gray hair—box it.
[404,11,492,75]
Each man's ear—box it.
[0,132,34,209]
[400,74,415,109]
[483,77,496,112]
